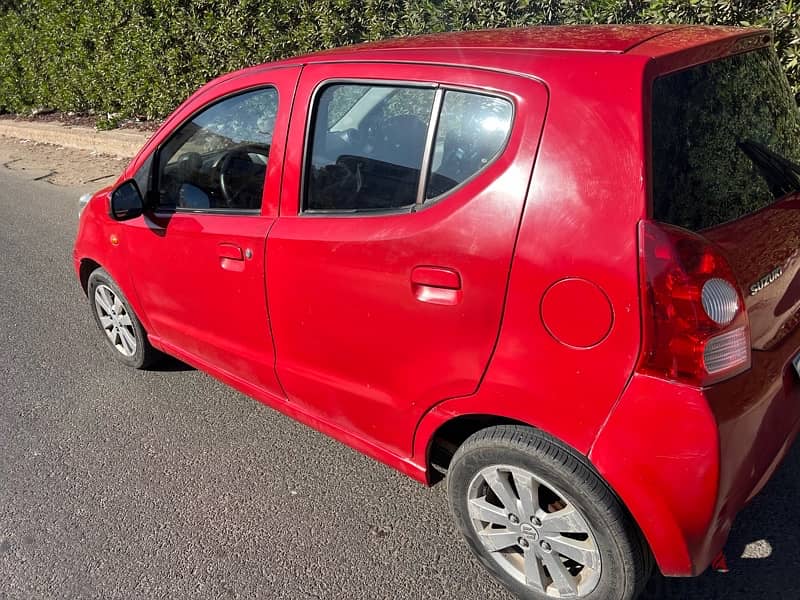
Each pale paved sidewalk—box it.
[0,119,151,159]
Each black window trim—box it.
[299,77,516,217]
[150,84,279,217]
[154,207,263,217]
[416,88,444,206]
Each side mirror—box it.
[110,180,144,221]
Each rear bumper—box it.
[590,334,800,576]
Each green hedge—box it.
[0,0,797,121]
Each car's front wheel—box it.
[87,267,158,369]
[447,425,652,600]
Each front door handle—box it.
[218,243,244,272]
[411,266,462,305]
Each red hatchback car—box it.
[74,25,800,600]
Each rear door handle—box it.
[411,266,462,305]
[218,243,244,271]
[218,243,243,260]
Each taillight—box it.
[638,220,751,386]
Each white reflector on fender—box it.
[704,327,750,375]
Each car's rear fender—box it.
[589,373,721,577]
[414,374,718,577]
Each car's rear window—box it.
[651,48,800,231]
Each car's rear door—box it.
[267,63,548,456]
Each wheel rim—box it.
[466,464,601,598]
[94,284,137,357]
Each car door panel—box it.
[122,68,301,399]
[126,212,280,391]
[268,64,548,456]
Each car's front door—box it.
[267,63,548,456]
[124,68,300,397]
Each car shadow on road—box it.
[150,354,195,372]
[641,439,800,599]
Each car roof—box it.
[276,25,763,63]
[306,25,688,56]
[205,26,769,92]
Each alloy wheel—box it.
[94,284,137,357]
[466,464,601,598]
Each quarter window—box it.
[426,91,512,199]
[305,84,436,211]
[157,87,278,212]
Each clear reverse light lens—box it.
[704,327,749,374]
[701,278,739,325]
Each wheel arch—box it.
[414,394,596,487]
[425,414,531,484]
[418,407,598,488]
[79,257,102,294]
[77,256,154,335]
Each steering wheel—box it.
[218,144,269,208]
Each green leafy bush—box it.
[0,0,797,120]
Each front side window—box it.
[157,87,278,212]
[305,84,436,211]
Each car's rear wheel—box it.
[447,425,651,600]
[87,268,158,369]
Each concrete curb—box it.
[0,120,151,159]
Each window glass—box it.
[426,91,512,199]
[305,84,436,211]
[326,85,370,128]
[652,48,800,231]
[158,87,278,211]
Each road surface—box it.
[1,167,799,599]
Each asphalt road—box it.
[1,168,800,600]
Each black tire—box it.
[447,425,652,600]
[87,267,159,369]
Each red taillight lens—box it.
[638,221,751,386]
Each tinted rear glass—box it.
[651,48,800,231]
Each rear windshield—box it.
[651,48,800,231]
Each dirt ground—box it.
[0,111,162,132]
[0,135,128,187]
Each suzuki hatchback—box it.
[74,26,800,600]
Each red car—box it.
[74,25,800,600]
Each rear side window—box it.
[651,48,800,231]
[306,84,436,211]
[303,83,513,213]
